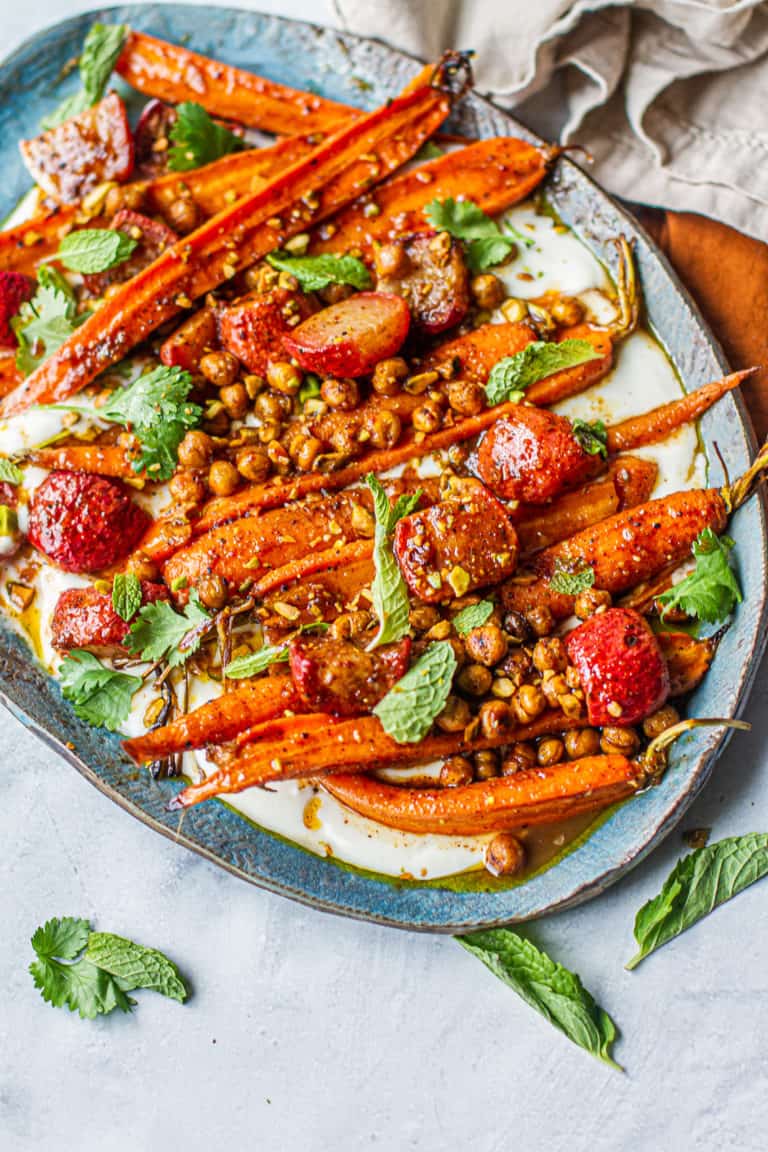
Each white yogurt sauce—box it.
[0,199,714,879]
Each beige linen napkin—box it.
[332,0,768,240]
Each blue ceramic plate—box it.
[1,4,766,931]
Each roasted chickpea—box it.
[478,699,513,740]
[220,383,248,420]
[470,273,506,310]
[497,647,532,687]
[208,459,240,497]
[465,624,508,668]
[243,265,277,293]
[502,610,533,645]
[204,408,231,436]
[643,704,681,741]
[541,672,569,709]
[501,742,536,775]
[257,418,283,444]
[412,399,443,434]
[474,749,499,780]
[537,737,565,767]
[436,694,471,733]
[104,182,146,217]
[198,573,228,611]
[600,726,641,757]
[267,439,291,472]
[200,350,239,389]
[328,610,373,642]
[255,391,290,422]
[409,604,441,633]
[457,662,493,697]
[484,833,526,877]
[321,377,359,410]
[425,619,452,642]
[447,442,470,468]
[319,282,355,306]
[266,360,302,395]
[164,194,201,234]
[125,554,160,582]
[294,435,323,472]
[564,728,601,760]
[532,636,567,674]
[236,446,271,482]
[445,378,485,417]
[513,683,546,724]
[374,242,411,278]
[550,295,584,326]
[368,410,402,450]
[440,756,474,788]
[177,429,214,470]
[168,470,205,505]
[372,357,408,396]
[574,586,612,620]
[526,605,555,638]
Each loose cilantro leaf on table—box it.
[424,197,533,273]
[452,600,494,635]
[57,228,138,274]
[13,267,87,375]
[266,252,372,292]
[111,572,142,622]
[457,928,621,1069]
[572,418,608,459]
[485,340,602,407]
[101,365,203,481]
[549,561,595,597]
[366,475,421,650]
[167,102,245,172]
[0,458,23,485]
[627,833,768,969]
[59,650,141,731]
[374,641,457,744]
[126,592,210,666]
[42,23,128,130]
[657,528,742,624]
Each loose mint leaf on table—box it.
[657,528,742,624]
[126,592,210,667]
[366,474,421,650]
[485,340,602,406]
[101,364,203,481]
[57,228,138,274]
[111,572,142,622]
[86,933,188,1003]
[266,252,372,292]
[572,418,608,459]
[59,650,141,731]
[42,23,128,130]
[457,928,621,1069]
[627,833,768,969]
[452,600,494,635]
[168,102,245,171]
[374,641,457,744]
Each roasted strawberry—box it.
[28,471,150,573]
[394,481,518,603]
[283,291,410,377]
[51,581,169,656]
[374,231,469,335]
[476,407,601,504]
[0,271,35,348]
[160,307,218,370]
[83,210,178,295]
[565,607,670,727]
[289,633,411,716]
[218,288,313,375]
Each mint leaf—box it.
[452,600,494,635]
[627,833,768,969]
[366,475,421,650]
[548,561,595,597]
[0,458,23,485]
[58,228,138,274]
[657,528,742,625]
[572,418,608,459]
[485,340,602,406]
[101,365,202,481]
[266,252,372,292]
[167,102,245,172]
[225,645,290,678]
[86,932,188,1003]
[13,266,87,375]
[59,650,141,731]
[457,929,621,1069]
[111,572,142,622]
[126,592,210,667]
[374,641,457,743]
[42,23,128,130]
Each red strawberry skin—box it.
[51,581,168,655]
[0,271,34,348]
[566,607,670,727]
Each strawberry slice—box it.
[476,407,599,504]
[289,633,411,716]
[566,607,670,727]
[283,291,410,377]
[219,287,312,375]
[0,271,34,348]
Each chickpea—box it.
[440,756,474,788]
[574,586,612,620]
[445,378,485,417]
[125,554,160,582]
[328,425,359,459]
[478,699,513,740]
[267,439,291,473]
[266,360,302,395]
[409,604,441,633]
[643,705,680,741]
[484,833,526,877]
[532,636,567,674]
[550,296,584,327]
[447,442,470,469]
[255,391,290,422]
[328,610,373,642]
[368,410,402,450]
[319,282,355,306]
[537,737,565,767]
[198,573,228,611]
[525,604,555,638]
[497,647,532,688]
[565,665,582,690]
[502,610,533,645]
[294,435,323,472]
[465,624,508,668]
[564,728,601,760]
[412,399,443,434]
[164,194,201,235]
[257,418,283,444]
[168,470,205,505]
[473,749,499,780]
[177,429,214,470]
[372,357,408,396]
[600,726,641,757]
[244,374,266,400]
[204,408,231,436]
[541,672,569,709]
[470,273,506,311]
[220,383,248,420]
[436,694,471,734]
[208,459,240,497]
[513,684,546,724]
[457,662,493,697]
[321,377,359,411]
[200,350,239,389]
[236,446,271,482]
[243,265,277,293]
[374,242,411,278]
[501,742,536,775]
[104,182,146,217]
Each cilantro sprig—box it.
[100,365,203,480]
[266,251,372,292]
[57,228,138,274]
[167,102,245,172]
[366,475,421,650]
[485,340,602,407]
[126,592,211,667]
[59,650,141,731]
[658,528,742,624]
[424,197,532,273]
[13,267,88,375]
[42,23,128,130]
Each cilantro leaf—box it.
[111,572,142,622]
[57,228,138,274]
[0,458,23,485]
[457,929,621,1069]
[31,916,91,962]
[86,932,188,1003]
[452,600,494,635]
[42,23,128,130]
[374,641,457,743]
[466,235,516,274]
[572,418,608,459]
[366,475,421,650]
[59,650,141,731]
[167,102,245,172]
[424,197,530,273]
[126,592,210,666]
[13,266,87,375]
[657,528,742,624]
[224,645,290,678]
[485,340,602,406]
[548,561,595,596]
[101,365,202,480]
[266,252,372,292]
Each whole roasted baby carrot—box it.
[31,443,141,479]
[1,56,468,418]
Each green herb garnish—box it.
[42,23,128,130]
[298,373,322,405]
[485,340,602,407]
[126,592,210,667]
[13,266,88,375]
[101,365,203,481]
[167,102,245,172]
[266,252,372,292]
[0,458,23,485]
[657,528,742,624]
[225,644,290,679]
[424,197,532,273]
[59,650,141,731]
[366,475,421,650]
[572,418,608,459]
[111,572,142,622]
[57,228,138,274]
[373,641,457,744]
[452,600,494,635]
[548,561,595,597]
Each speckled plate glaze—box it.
[1,4,766,932]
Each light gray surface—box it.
[2,3,768,1150]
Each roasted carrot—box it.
[0,354,22,398]
[31,443,141,479]
[116,31,355,137]
[516,474,620,555]
[0,205,78,275]
[421,321,535,381]
[122,675,299,763]
[527,325,614,405]
[1,57,466,417]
